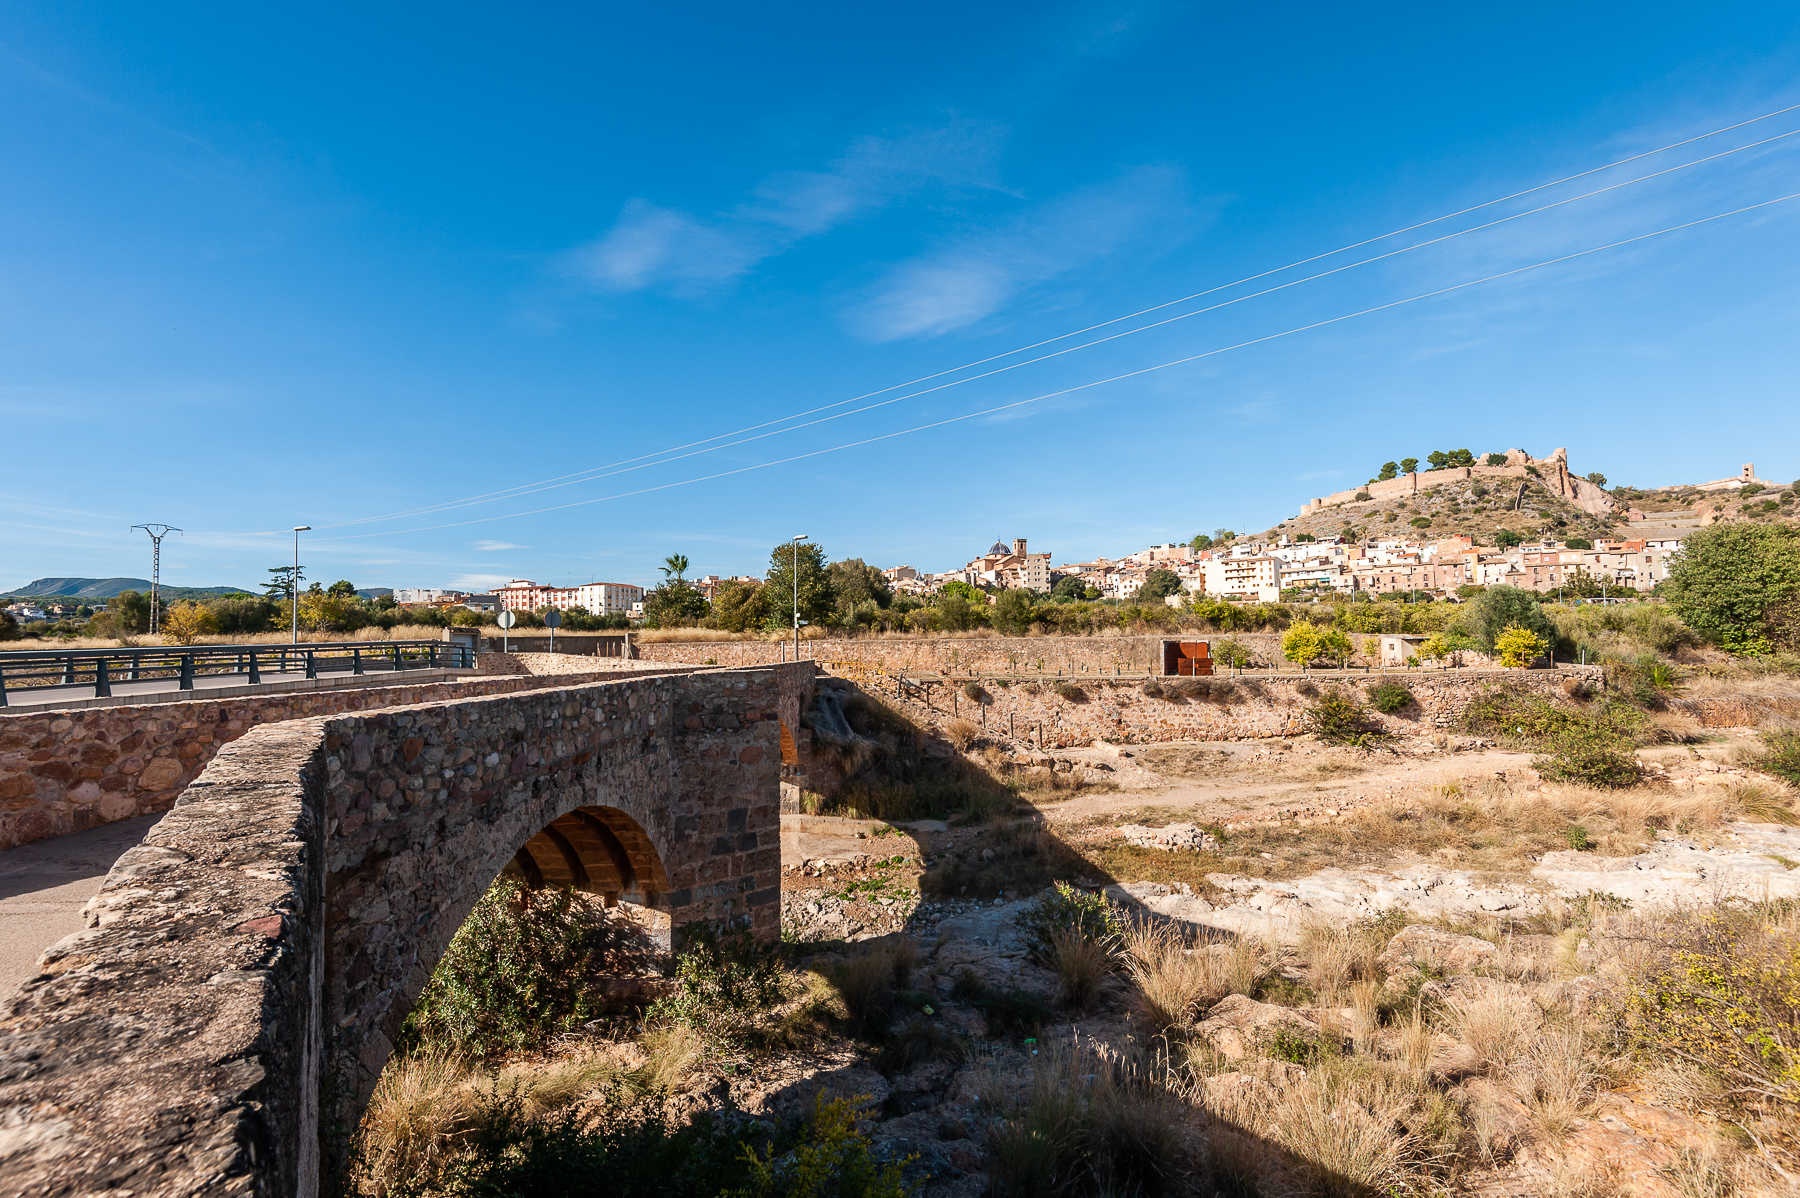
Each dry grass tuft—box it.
[1448,984,1540,1069]
[1504,1022,1602,1137]
[630,1023,704,1095]
[1048,926,1114,1011]
[1120,922,1266,1031]
[353,1052,482,1197]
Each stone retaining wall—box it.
[639,633,1291,675]
[0,672,632,850]
[0,664,810,1197]
[879,667,1602,748]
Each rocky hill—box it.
[1266,451,1797,545]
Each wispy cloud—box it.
[558,117,1004,297]
[474,539,526,552]
[845,165,1194,341]
[451,572,513,592]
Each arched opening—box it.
[504,804,673,908]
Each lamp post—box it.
[291,526,310,645]
[791,534,808,662]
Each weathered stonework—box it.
[0,663,816,1197]
[638,633,1290,675]
[0,673,637,851]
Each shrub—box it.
[1304,693,1388,747]
[831,942,915,1038]
[1054,680,1087,702]
[961,680,991,704]
[645,924,786,1043]
[416,1091,909,1198]
[1048,926,1114,1011]
[404,876,654,1057]
[1019,881,1124,964]
[1493,624,1551,668]
[1625,905,1800,1118]
[1664,522,1800,654]
[1755,730,1800,788]
[1366,679,1414,714]
[1536,724,1645,789]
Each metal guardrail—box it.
[0,640,475,707]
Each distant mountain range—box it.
[2,577,252,601]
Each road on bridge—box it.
[0,815,157,998]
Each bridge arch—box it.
[0,662,820,1197]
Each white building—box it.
[1202,555,1282,602]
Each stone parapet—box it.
[0,673,609,850]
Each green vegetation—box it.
[1366,679,1414,713]
[1303,692,1388,747]
[1282,619,1353,666]
[645,925,787,1044]
[1019,882,1124,964]
[1494,623,1551,668]
[1754,730,1800,789]
[1463,690,1646,788]
[1459,585,1556,655]
[404,877,653,1058]
[1664,522,1800,655]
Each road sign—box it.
[496,610,516,629]
[542,610,562,628]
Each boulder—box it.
[1195,994,1323,1060]
[1377,925,1497,977]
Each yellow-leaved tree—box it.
[161,600,218,646]
[1494,624,1550,668]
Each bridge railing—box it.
[0,640,474,706]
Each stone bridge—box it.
[0,662,816,1197]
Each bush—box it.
[1463,690,1646,788]
[415,1091,909,1198]
[1536,723,1645,789]
[1366,679,1414,714]
[1303,693,1387,747]
[1019,881,1124,964]
[1626,904,1800,1118]
[961,680,991,704]
[404,877,654,1057]
[1755,730,1800,788]
[1664,522,1800,654]
[645,924,786,1043]
[1054,681,1087,702]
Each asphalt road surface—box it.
[0,815,158,999]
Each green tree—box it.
[1378,461,1399,481]
[933,591,986,632]
[707,579,766,632]
[643,581,708,628]
[327,579,357,598]
[1050,574,1089,602]
[763,541,834,631]
[1426,450,1450,470]
[1136,568,1183,603]
[1494,529,1524,549]
[0,610,19,641]
[1188,533,1214,552]
[1485,453,1508,466]
[825,558,891,624]
[1399,457,1419,474]
[1584,472,1607,487]
[1565,537,1593,550]
[1664,523,1800,654]
[1212,528,1237,545]
[939,579,981,603]
[113,589,152,634]
[161,600,217,645]
[1458,585,1555,654]
[1448,448,1475,467]
[660,553,690,584]
[262,565,303,601]
[992,588,1038,634]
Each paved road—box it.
[1,665,440,709]
[0,815,158,999]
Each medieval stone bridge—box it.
[0,662,816,1197]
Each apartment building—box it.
[1202,554,1281,601]
[494,578,644,614]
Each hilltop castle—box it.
[1299,448,1619,519]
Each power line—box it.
[331,189,1800,540]
[308,127,1800,526]
[313,100,1800,532]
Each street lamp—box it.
[791,534,808,662]
[291,526,310,645]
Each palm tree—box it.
[660,553,690,584]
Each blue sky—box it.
[3,2,1798,593]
